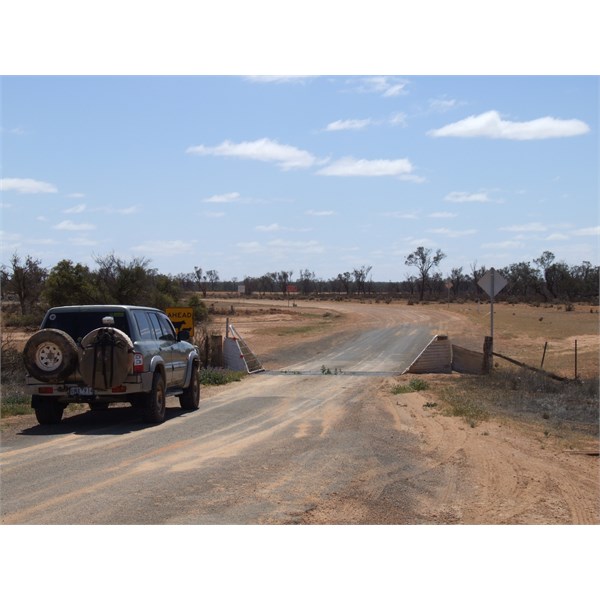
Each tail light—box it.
[133,353,144,373]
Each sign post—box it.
[445,280,453,308]
[477,268,508,364]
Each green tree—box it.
[3,253,47,315]
[93,253,157,305]
[43,259,97,306]
[405,247,446,301]
[352,265,373,295]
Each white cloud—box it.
[54,220,95,231]
[325,118,372,132]
[245,76,314,84]
[317,157,414,177]
[114,205,140,215]
[131,240,195,255]
[202,192,241,204]
[63,203,86,214]
[429,98,460,112]
[445,191,492,203]
[29,238,58,245]
[187,138,318,170]
[69,236,98,246]
[237,241,262,253]
[306,210,335,216]
[256,223,282,232]
[0,231,21,244]
[354,76,408,97]
[429,211,457,218]
[428,110,590,140]
[428,227,477,238]
[389,112,407,127]
[67,192,86,199]
[381,212,419,219]
[545,233,569,241]
[500,222,547,232]
[268,239,324,254]
[0,178,58,194]
[481,240,525,249]
[573,226,600,236]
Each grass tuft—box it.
[198,367,247,386]
[391,378,430,394]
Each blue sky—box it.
[1,75,597,282]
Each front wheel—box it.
[142,372,166,424]
[179,362,200,410]
[32,395,65,425]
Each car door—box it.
[147,312,176,386]
[156,312,188,386]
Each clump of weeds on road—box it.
[391,378,430,394]
[320,365,343,375]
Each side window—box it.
[147,312,164,340]
[133,310,153,340]
[156,313,176,341]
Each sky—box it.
[2,75,597,282]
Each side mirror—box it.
[177,330,191,342]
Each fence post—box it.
[540,341,548,369]
[211,334,223,367]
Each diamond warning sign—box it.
[166,307,194,337]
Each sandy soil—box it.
[210,299,600,524]
[2,299,598,524]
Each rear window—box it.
[44,311,131,343]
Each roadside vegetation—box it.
[0,335,30,417]
[433,367,599,434]
[198,368,246,386]
[391,378,430,394]
[1,247,598,422]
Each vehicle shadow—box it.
[18,405,189,436]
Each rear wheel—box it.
[32,395,65,425]
[142,372,166,424]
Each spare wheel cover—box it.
[80,327,134,390]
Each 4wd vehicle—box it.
[22,305,200,426]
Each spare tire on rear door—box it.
[79,327,134,390]
[23,328,79,382]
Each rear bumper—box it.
[26,372,153,402]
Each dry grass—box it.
[429,366,599,438]
[442,301,599,379]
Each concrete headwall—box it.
[406,335,452,374]
[451,345,484,375]
[223,338,246,371]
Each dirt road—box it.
[1,302,598,524]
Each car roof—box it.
[47,305,163,313]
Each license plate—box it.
[69,386,94,397]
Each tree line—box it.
[1,248,598,324]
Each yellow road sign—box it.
[166,307,195,337]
